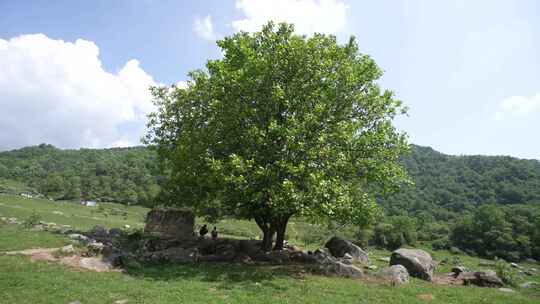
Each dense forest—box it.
[0,144,539,260]
[0,144,160,206]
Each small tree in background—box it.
[145,22,409,251]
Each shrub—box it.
[495,260,517,287]
[22,210,42,229]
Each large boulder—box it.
[390,248,435,281]
[144,208,195,239]
[377,265,410,285]
[310,248,363,278]
[459,271,503,288]
[325,237,369,264]
[143,247,197,263]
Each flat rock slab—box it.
[145,208,195,239]
[4,247,117,272]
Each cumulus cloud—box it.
[0,34,158,150]
[232,0,347,35]
[194,15,217,41]
[494,94,540,120]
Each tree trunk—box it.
[255,215,274,252]
[262,226,276,252]
[273,216,290,251]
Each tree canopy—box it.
[145,22,409,250]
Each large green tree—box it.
[145,22,409,251]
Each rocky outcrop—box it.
[390,248,435,281]
[310,248,363,278]
[377,265,410,285]
[459,271,503,288]
[451,266,468,277]
[144,208,194,239]
[324,237,369,264]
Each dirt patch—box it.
[416,293,435,301]
[4,247,118,272]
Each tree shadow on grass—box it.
[124,262,302,292]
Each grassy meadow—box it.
[0,192,539,304]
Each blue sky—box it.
[0,0,539,159]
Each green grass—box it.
[0,223,69,251]
[1,193,539,303]
[0,194,148,230]
[0,254,538,304]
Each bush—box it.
[495,260,517,287]
[372,216,417,250]
[22,210,42,229]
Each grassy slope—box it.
[1,193,539,304]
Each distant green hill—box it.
[381,145,540,217]
[1,143,539,210]
[0,144,160,205]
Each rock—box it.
[510,262,520,269]
[366,265,378,270]
[144,247,197,263]
[31,224,45,231]
[8,217,20,224]
[531,268,537,272]
[390,248,435,281]
[316,260,364,278]
[123,224,131,229]
[144,208,194,239]
[290,251,318,264]
[520,281,538,289]
[343,253,353,260]
[69,233,89,243]
[87,241,105,255]
[233,253,254,265]
[324,237,369,264]
[498,288,515,293]
[115,300,129,304]
[451,266,467,277]
[61,245,75,254]
[310,248,363,278]
[377,265,410,285]
[88,225,108,238]
[524,258,538,264]
[479,261,496,267]
[78,257,114,272]
[378,257,391,263]
[109,228,123,238]
[460,271,504,288]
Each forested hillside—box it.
[382,145,540,215]
[1,144,539,210]
[1,143,539,260]
[0,144,160,205]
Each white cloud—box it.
[494,94,540,120]
[232,0,347,35]
[0,34,158,150]
[194,15,217,41]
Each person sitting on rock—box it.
[199,224,208,237]
[211,226,218,240]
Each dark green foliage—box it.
[450,204,540,261]
[0,144,160,206]
[370,215,417,250]
[382,145,540,216]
